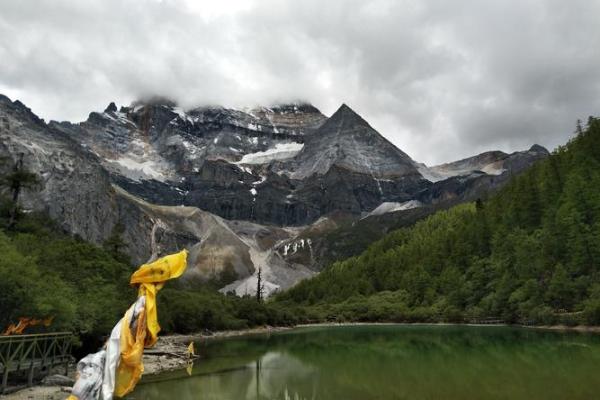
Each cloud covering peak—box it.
[1,0,599,164]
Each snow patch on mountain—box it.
[417,158,506,182]
[416,164,446,182]
[236,165,253,175]
[110,157,170,182]
[480,163,506,175]
[103,111,135,127]
[237,142,304,164]
[282,238,312,256]
[365,200,422,218]
[429,164,505,181]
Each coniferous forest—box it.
[274,117,600,326]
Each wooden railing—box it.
[0,332,73,393]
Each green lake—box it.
[127,325,600,400]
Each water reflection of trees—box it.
[130,326,600,400]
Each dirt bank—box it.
[1,326,290,399]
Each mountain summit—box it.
[0,93,550,295]
[284,103,419,180]
[323,103,373,131]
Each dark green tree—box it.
[256,267,264,303]
[103,222,130,264]
[546,264,575,310]
[1,153,40,229]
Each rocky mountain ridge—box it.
[0,94,549,296]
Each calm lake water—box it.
[127,325,600,400]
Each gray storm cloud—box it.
[1,0,599,164]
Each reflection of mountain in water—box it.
[1,95,548,297]
[244,352,317,400]
[130,325,600,400]
[131,349,317,399]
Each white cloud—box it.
[1,0,599,164]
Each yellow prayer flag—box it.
[114,249,188,398]
[188,341,195,357]
[186,361,194,376]
[130,250,188,285]
[69,249,189,400]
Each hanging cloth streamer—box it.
[68,249,188,400]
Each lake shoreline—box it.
[145,321,600,372]
[4,322,599,399]
[160,321,600,346]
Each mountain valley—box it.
[0,94,548,296]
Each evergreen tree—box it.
[256,267,264,303]
[1,153,40,229]
[103,222,130,264]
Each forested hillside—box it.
[0,204,295,352]
[275,117,600,326]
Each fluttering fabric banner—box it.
[68,250,188,400]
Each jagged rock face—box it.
[53,101,430,226]
[0,95,319,294]
[0,95,194,267]
[422,150,509,181]
[278,104,420,180]
[502,145,550,173]
[53,100,326,179]
[240,103,326,136]
[52,100,336,226]
[415,145,549,205]
[1,93,550,296]
[110,186,317,295]
[0,95,120,243]
[417,145,550,182]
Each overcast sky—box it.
[1,0,599,164]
